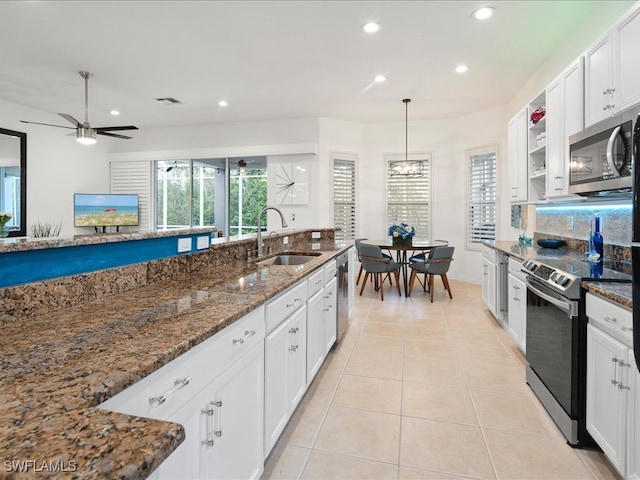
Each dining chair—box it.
[409,239,449,262]
[358,243,401,301]
[407,246,455,302]
[355,238,393,286]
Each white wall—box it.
[0,98,110,237]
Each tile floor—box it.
[261,279,622,480]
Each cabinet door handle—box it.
[621,326,633,333]
[604,316,618,323]
[149,377,192,407]
[289,345,299,352]
[611,357,619,386]
[289,327,299,334]
[232,329,256,345]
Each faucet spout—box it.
[257,206,288,257]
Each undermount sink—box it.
[257,252,321,266]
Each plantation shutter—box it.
[467,147,497,249]
[386,153,431,242]
[333,158,356,242]
[110,161,151,230]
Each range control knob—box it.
[559,276,571,286]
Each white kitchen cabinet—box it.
[586,323,628,475]
[481,247,497,317]
[507,257,526,352]
[264,305,307,457]
[527,91,546,203]
[158,342,264,480]
[628,355,640,480]
[507,107,528,203]
[586,292,635,478]
[481,246,507,322]
[545,58,583,200]
[306,270,337,384]
[585,2,640,127]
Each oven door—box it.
[525,277,579,417]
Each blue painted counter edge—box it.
[0,233,211,288]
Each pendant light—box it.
[389,98,423,177]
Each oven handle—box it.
[525,278,572,315]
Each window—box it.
[229,160,267,236]
[386,153,431,242]
[467,144,498,250]
[332,153,356,242]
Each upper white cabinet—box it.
[585,3,640,127]
[545,58,583,199]
[507,107,528,203]
[527,91,547,203]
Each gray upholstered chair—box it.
[408,246,454,302]
[358,243,401,301]
[355,238,392,286]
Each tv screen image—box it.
[74,194,139,227]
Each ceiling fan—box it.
[20,71,138,144]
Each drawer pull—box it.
[289,345,299,352]
[315,279,324,285]
[604,316,618,324]
[232,329,256,345]
[289,327,299,334]
[621,326,633,333]
[149,377,192,407]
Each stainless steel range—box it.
[521,255,631,447]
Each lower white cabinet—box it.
[158,342,264,480]
[307,276,337,384]
[507,257,526,352]
[263,305,307,457]
[586,293,637,478]
[99,307,266,480]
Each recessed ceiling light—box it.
[455,65,468,73]
[110,110,120,116]
[362,22,381,33]
[218,100,228,107]
[472,6,495,20]
[374,75,387,83]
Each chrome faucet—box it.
[257,207,288,257]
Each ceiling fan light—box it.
[76,127,97,145]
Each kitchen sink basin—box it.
[257,252,321,266]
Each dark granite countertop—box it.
[0,246,346,479]
[582,282,633,310]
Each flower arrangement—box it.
[0,211,11,227]
[388,222,415,240]
[530,106,546,125]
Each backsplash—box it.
[535,203,631,261]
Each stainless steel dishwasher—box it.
[335,251,349,342]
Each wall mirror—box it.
[0,128,26,237]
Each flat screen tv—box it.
[74,193,139,228]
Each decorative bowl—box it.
[537,239,566,249]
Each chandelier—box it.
[389,98,424,177]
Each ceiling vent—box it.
[155,97,182,105]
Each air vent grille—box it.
[155,97,182,105]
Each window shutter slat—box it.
[333,158,356,241]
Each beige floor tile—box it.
[470,389,557,434]
[404,338,455,359]
[404,324,449,342]
[403,355,466,387]
[261,443,311,480]
[575,448,623,480]
[301,450,398,480]
[400,417,495,479]
[402,382,477,425]
[462,359,529,395]
[321,343,353,374]
[333,374,402,414]
[315,405,401,464]
[483,428,593,479]
[279,399,329,448]
[353,334,404,356]
[346,349,404,380]
[398,465,470,479]
[302,368,341,405]
[361,320,406,338]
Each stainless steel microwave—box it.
[568,109,637,196]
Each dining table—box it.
[361,239,449,297]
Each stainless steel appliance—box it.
[522,256,631,446]
[335,251,349,342]
[632,112,640,372]
[568,108,638,196]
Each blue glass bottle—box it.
[591,212,604,261]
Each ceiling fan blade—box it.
[58,113,82,127]
[19,120,75,130]
[97,131,133,140]
[95,125,139,132]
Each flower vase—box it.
[392,236,412,247]
[0,225,8,238]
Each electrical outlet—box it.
[567,217,574,231]
[177,237,191,253]
[283,236,289,245]
[196,235,210,249]
[312,231,321,239]
[311,243,321,250]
